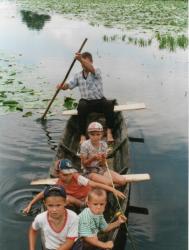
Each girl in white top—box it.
[80,122,128,186]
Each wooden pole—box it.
[41,38,88,120]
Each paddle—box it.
[31,178,58,185]
[122,173,150,182]
[30,173,150,185]
[41,38,88,120]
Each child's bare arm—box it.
[80,154,98,167]
[29,226,38,250]
[23,191,44,214]
[81,154,106,167]
[103,215,127,233]
[83,236,114,249]
[57,239,75,250]
[88,180,126,199]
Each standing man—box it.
[57,52,114,144]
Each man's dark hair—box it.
[81,52,93,62]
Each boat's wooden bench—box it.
[62,103,146,115]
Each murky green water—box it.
[0,1,188,250]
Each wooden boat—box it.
[46,102,131,250]
[34,102,147,250]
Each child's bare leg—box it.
[104,170,126,186]
[66,195,84,207]
[80,135,86,144]
[88,173,112,186]
[107,128,114,142]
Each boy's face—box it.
[87,194,107,215]
[59,172,73,183]
[89,131,103,143]
[45,196,66,219]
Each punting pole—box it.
[41,38,88,120]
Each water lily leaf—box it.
[16,105,23,111]
[0,91,7,98]
[23,111,33,117]
[42,99,51,102]
[9,106,17,111]
[5,79,14,84]
[63,96,78,110]
[20,86,35,93]
[3,100,19,106]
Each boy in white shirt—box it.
[29,185,80,250]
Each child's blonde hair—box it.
[87,188,107,201]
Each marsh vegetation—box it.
[0,0,188,115]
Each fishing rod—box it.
[105,161,137,250]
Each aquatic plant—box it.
[155,32,188,51]
[177,35,188,49]
[0,52,64,116]
[102,32,188,51]
[17,0,188,35]
[63,96,78,110]
[17,0,188,51]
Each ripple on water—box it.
[0,186,43,224]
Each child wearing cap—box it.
[79,188,127,249]
[23,159,125,214]
[80,122,128,186]
[29,185,81,250]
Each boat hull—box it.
[46,108,131,250]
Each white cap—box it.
[87,122,103,132]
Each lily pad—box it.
[4,79,14,84]
[3,100,19,106]
[23,111,33,117]
[63,96,78,110]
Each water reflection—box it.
[38,116,66,152]
[20,10,51,30]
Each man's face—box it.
[45,196,66,219]
[82,56,92,70]
[87,194,107,215]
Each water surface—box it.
[0,1,188,250]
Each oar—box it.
[30,173,150,186]
[31,178,58,185]
[41,38,88,120]
[122,173,150,182]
